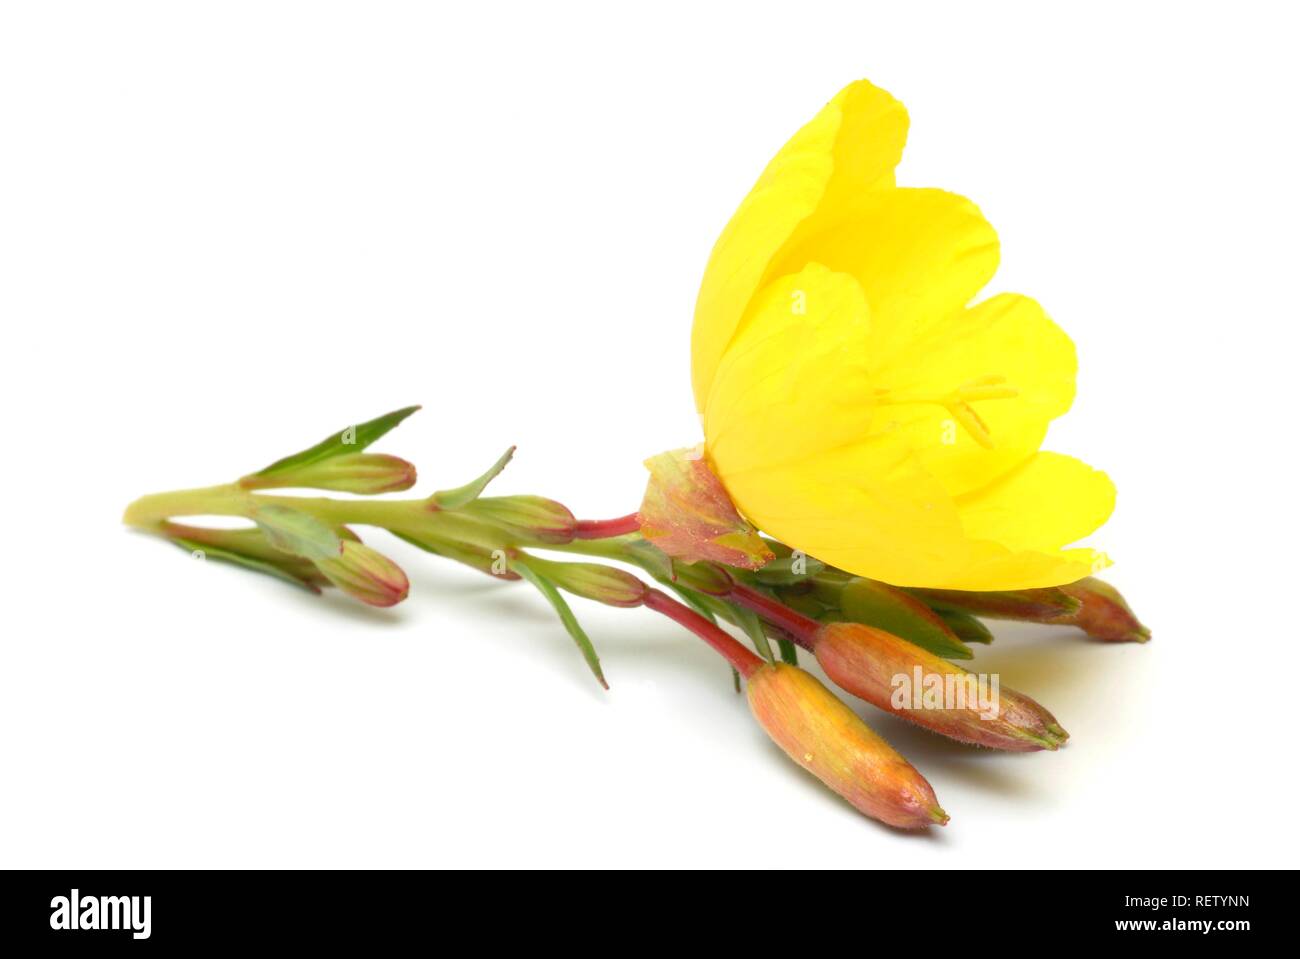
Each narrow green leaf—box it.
[776,638,799,665]
[250,406,421,478]
[731,605,774,663]
[430,446,515,509]
[512,558,608,690]
[170,536,323,593]
[731,668,741,693]
[253,504,342,561]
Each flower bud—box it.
[525,558,648,608]
[812,623,1067,752]
[639,447,774,569]
[907,586,1081,622]
[746,662,947,829]
[1057,577,1150,643]
[394,532,520,580]
[240,453,416,494]
[314,540,409,607]
[458,495,577,545]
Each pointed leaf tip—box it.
[431,446,516,509]
[512,557,608,689]
[248,406,421,480]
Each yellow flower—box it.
[692,80,1115,590]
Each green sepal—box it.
[626,538,675,581]
[512,557,608,690]
[430,446,515,509]
[731,604,775,663]
[668,559,733,596]
[776,638,799,665]
[253,504,342,561]
[249,406,420,480]
[935,607,994,644]
[168,535,324,593]
[907,586,1081,622]
[751,554,826,585]
[837,578,973,660]
[773,586,834,621]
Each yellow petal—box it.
[774,188,1000,370]
[872,293,1077,496]
[720,442,972,588]
[956,451,1116,554]
[704,263,876,476]
[692,81,907,411]
[704,264,974,586]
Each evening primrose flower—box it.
[692,80,1115,590]
[123,83,1150,830]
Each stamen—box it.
[946,401,994,449]
[875,375,1019,448]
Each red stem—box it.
[727,583,819,650]
[644,589,764,678]
[574,513,642,539]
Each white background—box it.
[2,1,1297,868]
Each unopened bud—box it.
[1056,577,1151,643]
[639,447,774,569]
[812,623,1068,752]
[525,558,648,608]
[746,662,947,829]
[908,586,1081,623]
[314,540,409,607]
[394,532,519,580]
[459,495,577,545]
[240,453,416,494]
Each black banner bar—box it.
[0,869,1280,947]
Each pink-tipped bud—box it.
[1057,577,1151,643]
[459,495,577,545]
[240,453,417,494]
[527,558,648,608]
[812,623,1068,752]
[746,662,947,829]
[314,540,409,607]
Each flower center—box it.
[874,375,1019,449]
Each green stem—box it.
[122,483,252,530]
[123,484,513,550]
